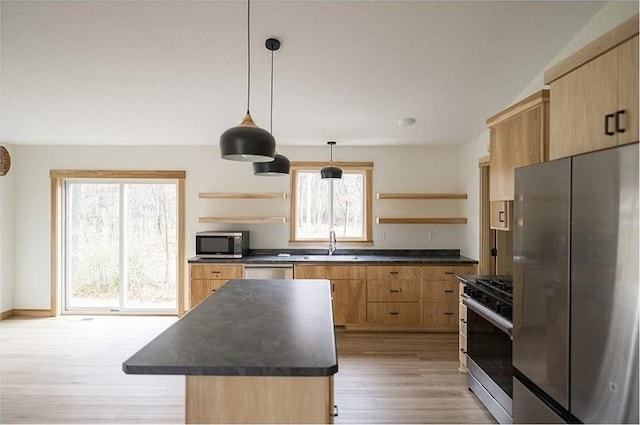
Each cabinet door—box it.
[490,107,545,201]
[190,279,228,307]
[490,201,512,231]
[549,48,618,160]
[617,35,639,145]
[331,279,366,325]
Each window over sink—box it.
[289,162,373,244]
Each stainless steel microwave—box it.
[195,231,250,258]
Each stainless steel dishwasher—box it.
[243,264,294,279]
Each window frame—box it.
[289,161,373,244]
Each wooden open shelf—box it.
[376,217,467,224]
[376,193,467,200]
[199,192,287,200]
[199,216,287,224]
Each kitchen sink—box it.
[301,255,360,261]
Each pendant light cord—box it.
[270,48,274,133]
[246,0,251,114]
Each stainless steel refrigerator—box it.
[512,143,639,423]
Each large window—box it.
[51,170,185,316]
[290,162,373,243]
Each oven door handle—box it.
[462,296,513,338]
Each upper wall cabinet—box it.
[487,90,550,202]
[544,16,639,160]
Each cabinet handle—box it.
[444,290,454,293]
[211,271,221,274]
[389,289,400,293]
[332,283,335,292]
[389,271,399,275]
[389,312,399,315]
[498,211,505,223]
[444,271,454,275]
[460,348,467,354]
[333,405,339,417]
[615,110,626,133]
[444,312,454,316]
[605,113,616,135]
[460,318,467,323]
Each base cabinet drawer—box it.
[423,280,458,303]
[367,280,420,302]
[423,302,458,328]
[191,264,244,280]
[367,302,421,326]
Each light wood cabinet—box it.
[545,16,638,159]
[488,90,549,202]
[490,200,512,231]
[294,265,367,325]
[366,266,421,327]
[189,264,244,308]
[422,265,476,331]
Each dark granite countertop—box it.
[122,279,338,377]
[188,249,478,265]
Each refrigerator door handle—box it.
[463,296,513,337]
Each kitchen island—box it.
[123,279,338,424]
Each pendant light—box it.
[321,141,342,179]
[253,38,290,176]
[220,0,275,162]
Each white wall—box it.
[458,0,638,258]
[0,144,15,313]
[12,143,464,310]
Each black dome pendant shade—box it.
[220,0,275,163]
[321,141,342,179]
[254,38,290,176]
[253,153,291,176]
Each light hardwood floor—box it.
[0,316,494,424]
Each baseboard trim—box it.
[12,309,53,318]
[1,309,14,320]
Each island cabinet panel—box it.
[186,375,333,424]
[294,265,367,325]
[189,264,244,309]
[458,278,468,372]
[367,302,421,326]
[367,280,421,302]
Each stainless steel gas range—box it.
[462,275,513,424]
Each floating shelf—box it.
[199,216,287,224]
[376,192,467,200]
[199,192,287,200]
[376,217,467,224]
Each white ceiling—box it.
[1,1,606,147]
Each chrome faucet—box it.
[329,229,337,255]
